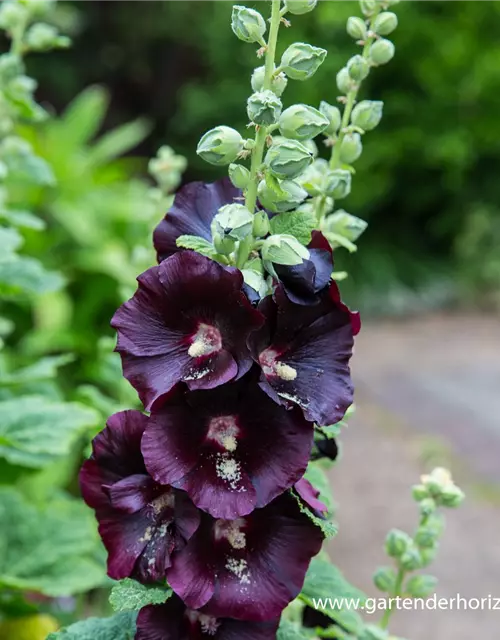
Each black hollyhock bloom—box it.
[166,492,324,622]
[111,251,264,411]
[79,410,200,582]
[142,376,314,519]
[136,596,279,640]
[248,282,360,427]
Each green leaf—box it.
[304,461,335,514]
[47,613,137,640]
[315,421,346,440]
[292,490,337,539]
[3,148,55,185]
[300,558,367,634]
[0,208,46,230]
[0,226,23,254]
[0,255,64,295]
[89,119,151,165]
[277,619,311,639]
[60,85,110,147]
[265,171,287,198]
[176,235,217,258]
[110,578,172,613]
[270,209,317,246]
[0,488,107,596]
[322,231,358,253]
[0,354,74,386]
[0,395,99,468]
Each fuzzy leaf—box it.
[0,227,23,254]
[0,209,45,230]
[176,235,217,258]
[110,578,172,613]
[0,355,74,386]
[0,395,99,468]
[47,613,137,640]
[270,209,317,246]
[0,256,64,295]
[277,619,311,639]
[292,490,337,539]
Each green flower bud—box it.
[324,169,352,199]
[400,546,423,571]
[351,100,383,131]
[0,53,23,83]
[280,42,327,81]
[231,5,267,44]
[262,234,309,266]
[284,0,318,15]
[373,566,397,593]
[251,65,288,97]
[385,529,411,559]
[419,497,436,517]
[213,232,236,255]
[336,67,353,94]
[405,575,438,599]
[25,23,70,51]
[414,515,444,548]
[303,138,318,157]
[370,39,396,65]
[197,126,244,166]
[278,104,329,141]
[253,209,270,237]
[212,203,253,241]
[265,139,313,180]
[322,209,367,246]
[228,163,251,189]
[297,158,328,197]
[0,2,28,31]
[347,16,367,41]
[439,485,465,508]
[319,101,342,135]
[419,545,438,568]
[339,132,362,164]
[360,0,377,17]
[247,90,282,126]
[412,484,429,502]
[347,54,370,82]
[373,11,398,36]
[149,145,187,192]
[257,178,307,213]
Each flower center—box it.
[259,347,298,381]
[188,322,222,358]
[214,518,247,549]
[186,610,220,636]
[150,489,175,515]
[207,415,240,452]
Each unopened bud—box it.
[400,546,422,571]
[414,515,444,548]
[347,54,370,82]
[265,139,313,179]
[336,67,353,94]
[347,16,367,40]
[278,103,328,141]
[439,485,465,508]
[373,566,396,593]
[252,209,270,237]
[298,158,328,197]
[339,132,362,164]
[412,484,429,502]
[258,178,307,213]
[262,234,309,266]
[251,65,288,97]
[280,42,327,81]
[351,100,383,131]
[0,2,28,31]
[322,209,367,243]
[197,126,244,166]
[25,23,70,51]
[0,54,23,83]
[228,163,251,189]
[385,529,411,559]
[212,203,253,241]
[370,39,395,65]
[319,101,342,135]
[247,90,282,125]
[213,233,236,255]
[324,169,352,199]
[360,0,377,17]
[420,545,438,568]
[419,497,436,517]
[284,0,318,15]
[231,5,267,44]
[405,575,438,599]
[373,11,398,36]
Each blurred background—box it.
[1,1,499,639]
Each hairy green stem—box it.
[329,11,381,169]
[379,566,405,629]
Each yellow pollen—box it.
[275,362,298,381]
[188,338,211,358]
[221,434,237,452]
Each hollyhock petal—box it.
[142,377,313,519]
[153,179,242,262]
[168,493,324,622]
[136,597,279,640]
[295,477,328,514]
[112,252,263,410]
[249,283,357,426]
[275,248,332,305]
[79,410,200,583]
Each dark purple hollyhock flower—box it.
[274,231,333,306]
[153,179,241,262]
[142,377,313,519]
[295,477,328,515]
[166,492,324,622]
[136,596,279,640]
[111,251,264,411]
[80,410,200,582]
[248,282,360,427]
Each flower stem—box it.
[329,11,380,170]
[244,0,282,214]
[379,566,405,629]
